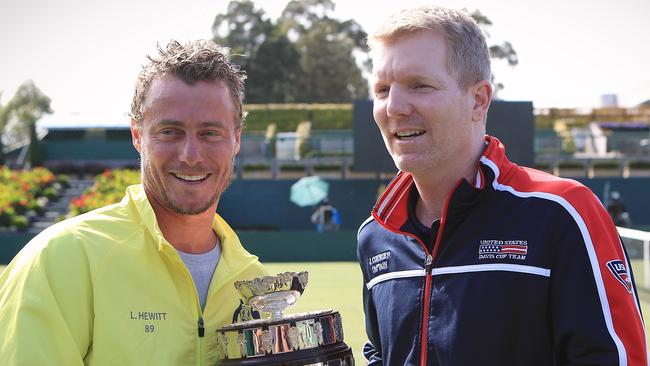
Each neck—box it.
[411,140,485,226]
[145,189,218,254]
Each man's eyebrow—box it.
[157,119,182,127]
[197,121,227,128]
[156,120,227,128]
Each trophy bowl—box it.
[217,272,354,366]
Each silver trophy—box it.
[216,271,354,365]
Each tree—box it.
[277,0,369,102]
[212,0,273,69]
[292,19,368,102]
[0,80,52,166]
[470,10,518,97]
[212,0,369,103]
[212,0,273,64]
[245,31,304,102]
[213,0,304,103]
[211,2,509,103]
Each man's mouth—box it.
[395,130,425,139]
[171,173,210,182]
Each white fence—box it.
[619,226,650,290]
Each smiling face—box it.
[131,74,241,215]
[371,29,487,177]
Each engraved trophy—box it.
[216,271,354,365]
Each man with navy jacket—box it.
[357,5,647,365]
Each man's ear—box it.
[234,127,242,156]
[130,118,142,153]
[470,80,493,123]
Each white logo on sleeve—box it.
[369,251,391,274]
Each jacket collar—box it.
[122,184,242,256]
[372,135,514,232]
[120,184,263,297]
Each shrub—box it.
[0,207,16,226]
[314,164,343,172]
[280,164,306,172]
[0,166,64,229]
[42,187,58,200]
[630,161,650,169]
[558,162,585,170]
[593,161,620,170]
[68,169,141,217]
[244,104,352,131]
[243,163,271,171]
[11,215,29,231]
[56,174,71,188]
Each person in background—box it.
[0,40,266,365]
[356,5,647,365]
[607,191,632,227]
[311,198,341,233]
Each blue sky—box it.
[1,0,649,118]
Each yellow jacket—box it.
[0,184,267,365]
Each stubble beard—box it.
[140,155,234,216]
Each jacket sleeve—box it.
[362,282,383,365]
[550,186,647,365]
[0,235,93,365]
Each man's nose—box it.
[386,86,411,119]
[179,136,202,166]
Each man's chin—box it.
[165,199,215,216]
[394,157,432,176]
[393,157,419,173]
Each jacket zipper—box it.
[169,251,206,365]
[419,181,458,366]
[420,252,433,366]
[372,221,444,366]
[198,317,205,337]
[198,316,205,366]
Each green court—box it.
[1,261,648,361]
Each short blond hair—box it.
[368,6,491,90]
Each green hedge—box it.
[226,103,646,132]
[630,161,650,169]
[244,104,352,131]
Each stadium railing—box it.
[618,226,650,290]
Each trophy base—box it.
[217,310,354,365]
[219,341,354,366]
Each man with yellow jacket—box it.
[0,39,266,365]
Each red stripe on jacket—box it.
[483,136,647,365]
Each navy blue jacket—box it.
[357,137,647,366]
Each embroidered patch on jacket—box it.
[368,251,391,274]
[606,260,632,293]
[478,240,528,260]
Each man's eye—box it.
[159,129,183,138]
[374,87,389,97]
